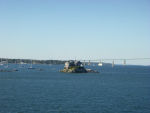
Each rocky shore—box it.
[59,67,99,73]
[0,69,18,72]
[0,70,12,72]
[86,69,99,73]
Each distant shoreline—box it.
[0,58,67,65]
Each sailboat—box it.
[28,59,35,69]
[5,58,10,68]
[93,62,95,66]
[0,58,3,65]
[18,59,24,68]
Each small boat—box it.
[98,62,102,66]
[5,58,11,68]
[28,67,35,69]
[18,59,24,68]
[28,59,35,69]
[13,69,18,71]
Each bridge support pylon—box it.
[112,61,114,67]
[123,60,126,66]
[88,60,90,65]
[84,60,85,65]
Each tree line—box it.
[0,58,67,65]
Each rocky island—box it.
[59,61,99,73]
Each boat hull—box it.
[28,68,35,69]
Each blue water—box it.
[0,64,150,113]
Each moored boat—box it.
[98,62,102,66]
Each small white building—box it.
[64,62,70,69]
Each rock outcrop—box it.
[59,67,87,73]
[0,70,12,72]
[59,60,99,73]
[86,69,99,73]
[59,67,99,73]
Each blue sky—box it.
[0,0,150,65]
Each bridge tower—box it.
[123,60,126,66]
[88,60,90,65]
[112,61,114,67]
[84,60,85,65]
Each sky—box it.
[0,0,150,65]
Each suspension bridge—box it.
[80,58,150,67]
[0,58,150,66]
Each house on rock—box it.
[59,60,99,73]
[64,60,82,69]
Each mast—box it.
[31,59,32,67]
[20,59,22,67]
[5,58,8,68]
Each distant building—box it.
[64,60,82,69]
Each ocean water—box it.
[0,64,150,113]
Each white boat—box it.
[98,62,102,66]
[28,67,35,69]
[28,60,35,69]
[18,59,24,68]
[49,60,52,66]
